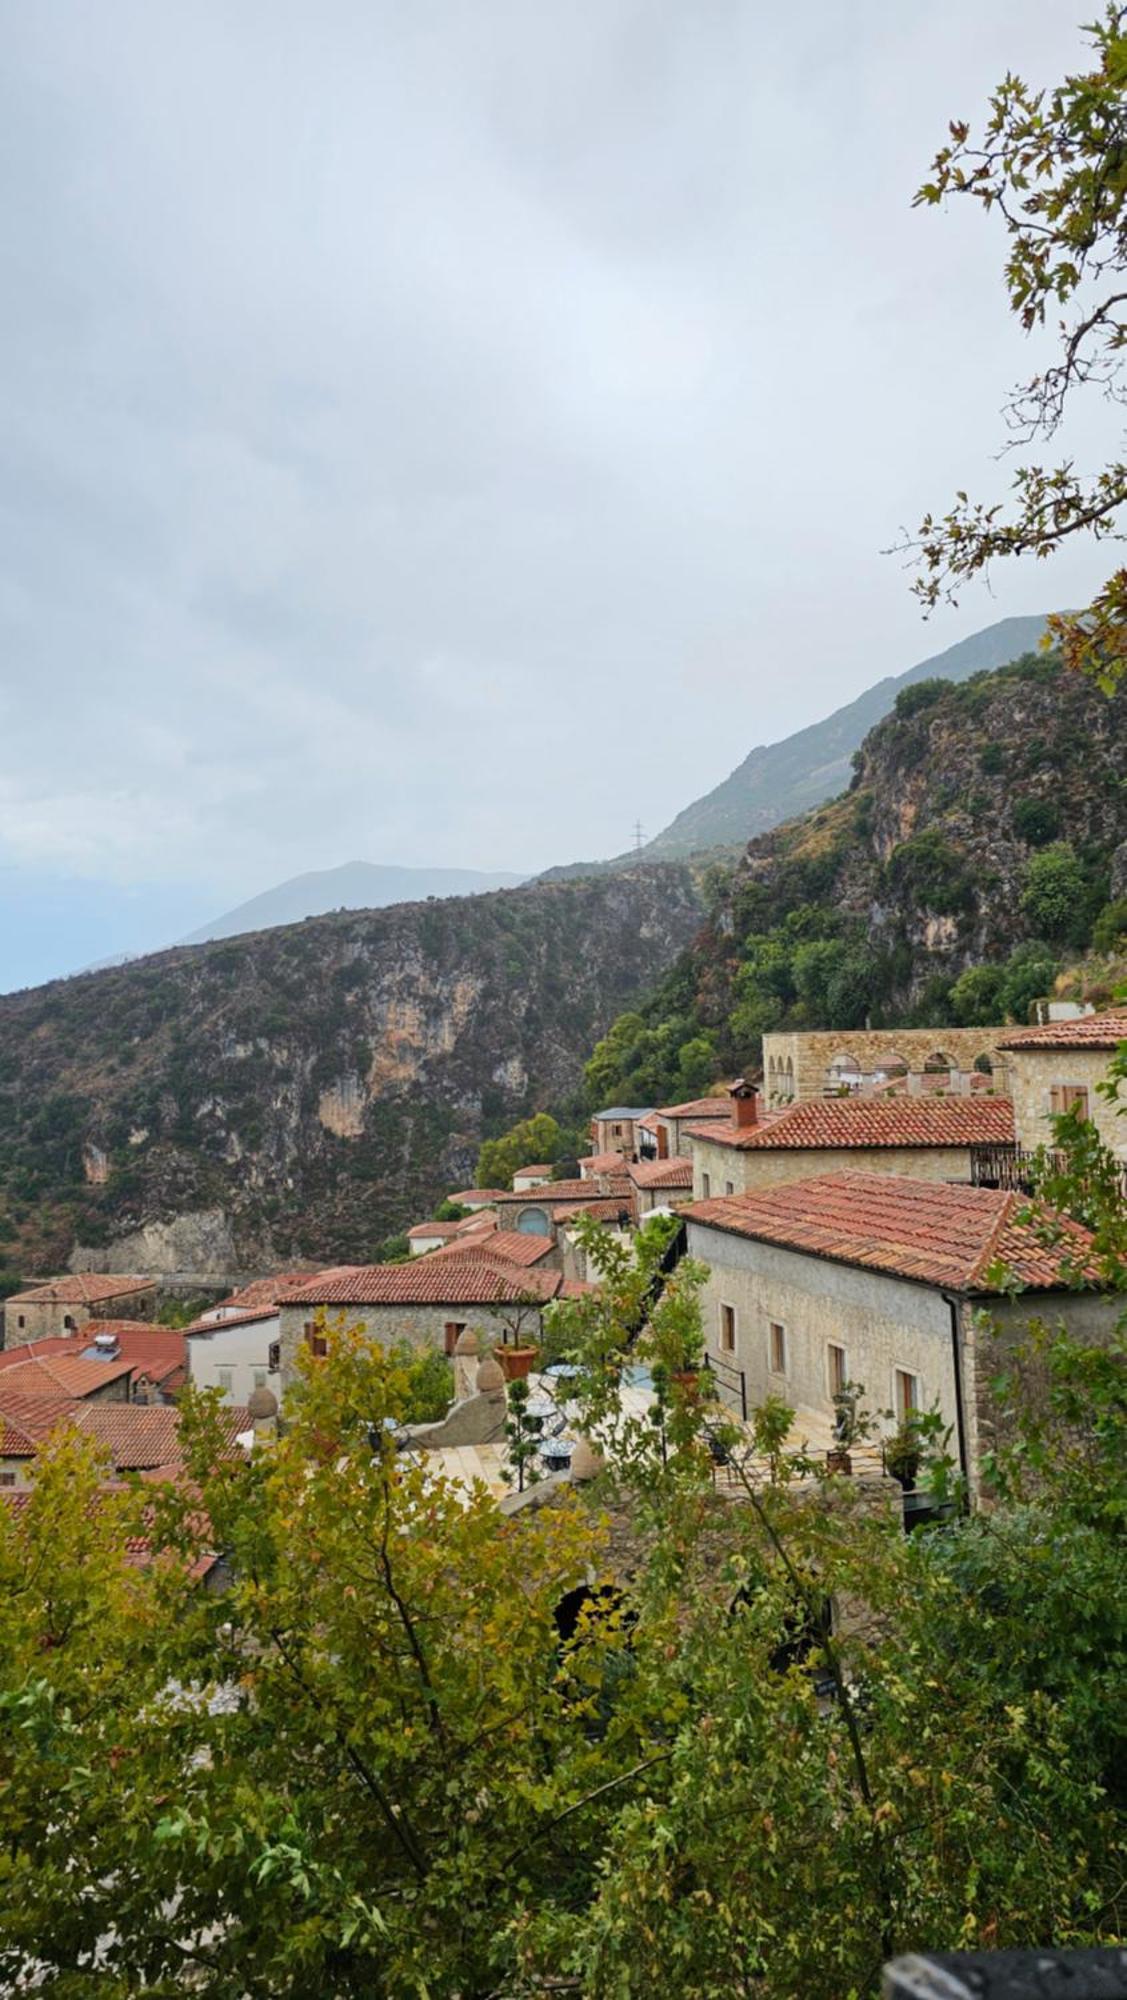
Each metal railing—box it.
[703,1352,748,1420]
[970,1143,1127,1199]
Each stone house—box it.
[590,1107,655,1161]
[626,1155,694,1215]
[762,1028,1010,1105]
[3,1274,158,1350]
[681,1170,1113,1497]
[995,1009,1127,1163]
[511,1164,555,1192]
[277,1258,572,1393]
[0,1394,249,1491]
[445,1188,506,1211]
[492,1176,635,1240]
[682,1090,1016,1200]
[638,1096,732,1160]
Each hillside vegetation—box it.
[587,653,1127,1107]
[0,868,703,1281]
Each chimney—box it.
[730,1079,759,1130]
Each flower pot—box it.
[825,1447,853,1475]
[497,1345,537,1383]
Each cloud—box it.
[0,0,1113,929]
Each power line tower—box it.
[632,819,644,853]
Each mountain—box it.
[543,615,1052,879]
[586,650,1127,1108]
[0,866,704,1281]
[178,862,526,947]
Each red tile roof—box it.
[5,1273,155,1307]
[577,1152,629,1174]
[446,1189,507,1206]
[511,1164,555,1180]
[683,1096,1015,1153]
[496,1176,632,1205]
[407,1221,466,1240]
[655,1095,733,1120]
[214,1272,319,1315]
[996,1010,1127,1051]
[0,1324,186,1387]
[552,1197,638,1224]
[0,1354,136,1400]
[432,1231,555,1268]
[0,1391,74,1454]
[283,1262,565,1307]
[682,1172,1103,1293]
[628,1156,694,1190]
[185,1307,279,1336]
[0,1392,249,1468]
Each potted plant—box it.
[643,1258,709,1399]
[493,1299,541,1382]
[826,1380,876,1475]
[884,1413,924,1492]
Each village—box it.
[2,1005,1124,1533]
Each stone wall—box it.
[763,1028,1012,1104]
[3,1284,159,1350]
[686,1217,960,1441]
[1006,1046,1127,1158]
[689,1138,978,1201]
[278,1299,552,1393]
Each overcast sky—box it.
[0,1,1114,989]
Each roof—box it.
[496,1176,632,1205]
[628,1156,695,1189]
[553,1197,638,1224]
[5,1273,155,1307]
[407,1220,466,1240]
[282,1261,565,1307]
[210,1272,319,1316]
[431,1230,556,1268]
[996,1009,1127,1052]
[683,1095,1015,1154]
[577,1151,629,1174]
[593,1106,655,1121]
[447,1188,506,1205]
[0,1393,250,1469]
[682,1171,1103,1294]
[512,1164,555,1179]
[655,1095,733,1120]
[185,1307,280,1337]
[0,1354,136,1399]
[0,1324,186,1387]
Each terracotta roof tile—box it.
[214,1272,319,1315]
[446,1189,506,1205]
[407,1220,466,1240]
[553,1197,638,1224]
[0,1393,249,1468]
[996,1010,1127,1051]
[683,1096,1015,1153]
[655,1095,733,1120]
[577,1152,629,1174]
[283,1261,564,1307]
[0,1354,136,1399]
[628,1155,694,1189]
[431,1230,555,1268]
[5,1273,155,1307]
[0,1324,186,1387]
[682,1171,1102,1293]
[496,1176,632,1206]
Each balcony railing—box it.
[970,1143,1127,1200]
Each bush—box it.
[1092,897,1127,954]
[978,741,1006,775]
[1012,795,1062,847]
[998,942,1060,1023]
[893,677,947,718]
[885,829,975,915]
[1020,843,1092,945]
[948,962,1006,1026]
[401,1345,454,1424]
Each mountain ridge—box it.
[178,861,527,947]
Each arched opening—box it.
[872,1051,909,1093]
[825,1051,861,1095]
[784,1056,795,1101]
[973,1052,994,1075]
[516,1206,551,1236]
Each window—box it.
[304,1320,328,1359]
[895,1369,919,1420]
[444,1320,466,1355]
[719,1303,736,1353]
[1050,1083,1090,1118]
[724,1181,735,1197]
[827,1342,848,1397]
[64,1315,76,1332]
[701,1173,711,1199]
[769,1322,787,1374]
[252,1368,268,1390]
[216,1367,234,1403]
[267,1339,280,1373]
[0,1471,16,1488]
[17,1315,25,1330]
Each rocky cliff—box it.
[0,868,703,1278]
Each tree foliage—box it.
[476,1111,562,1190]
[906,4,1127,688]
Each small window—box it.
[267,1339,280,1373]
[0,1471,16,1488]
[1049,1083,1090,1119]
[719,1303,736,1353]
[64,1315,76,1332]
[252,1368,268,1390]
[769,1322,787,1374]
[17,1315,25,1330]
[216,1367,234,1403]
[444,1320,466,1355]
[304,1320,328,1359]
[827,1342,847,1397]
[724,1181,735,1197]
[701,1172,711,1199]
[895,1369,919,1420]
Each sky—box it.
[0,1,1115,991]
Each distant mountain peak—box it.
[178,861,526,948]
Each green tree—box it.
[906,5,1127,687]
[998,939,1060,1022]
[1020,841,1091,944]
[476,1111,562,1189]
[949,961,1007,1026]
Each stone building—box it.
[681,1170,1114,1497]
[589,1106,655,1160]
[996,1009,1127,1162]
[626,1155,694,1215]
[762,1027,1010,1105]
[492,1176,635,1239]
[3,1274,158,1350]
[277,1258,571,1393]
[638,1096,732,1160]
[682,1091,1016,1199]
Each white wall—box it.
[187,1314,280,1407]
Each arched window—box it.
[826,1051,861,1094]
[517,1206,551,1236]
